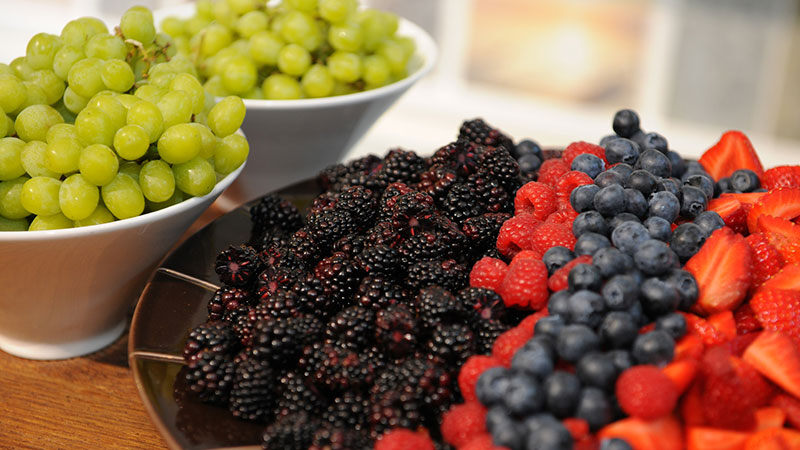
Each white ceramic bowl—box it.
[0,162,245,360]
[154,5,438,200]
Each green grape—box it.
[44,137,81,174]
[157,123,201,164]
[0,74,28,113]
[0,176,31,219]
[184,15,212,37]
[73,204,115,227]
[146,188,185,212]
[396,36,415,58]
[207,96,246,137]
[0,63,12,76]
[29,213,73,231]
[160,16,185,38]
[139,159,175,202]
[189,123,219,158]
[0,138,26,181]
[68,57,104,98]
[157,90,193,128]
[327,51,361,83]
[301,64,334,98]
[362,54,391,87]
[26,33,62,70]
[133,84,165,104]
[328,23,363,52]
[15,104,64,143]
[174,35,191,55]
[215,133,249,175]
[113,124,149,160]
[0,216,28,231]
[5,115,15,137]
[263,74,302,100]
[120,7,156,45]
[46,123,79,143]
[59,173,99,221]
[270,11,288,35]
[11,57,35,80]
[119,161,142,182]
[236,10,268,38]
[280,10,322,51]
[245,86,264,99]
[85,34,127,60]
[19,81,48,110]
[116,94,140,110]
[222,56,258,94]
[196,0,214,18]
[226,0,257,15]
[61,17,108,48]
[52,46,85,80]
[79,144,118,186]
[101,60,135,93]
[127,99,164,143]
[200,24,233,57]
[378,39,409,74]
[87,95,127,130]
[127,5,154,21]
[319,0,356,23]
[288,0,318,12]
[207,47,239,78]
[20,176,61,216]
[75,107,114,147]
[29,70,66,105]
[52,100,76,124]
[277,44,312,76]
[249,30,283,66]
[0,106,7,138]
[101,173,144,219]
[21,141,59,178]
[173,156,215,197]
[169,73,205,114]
[212,0,237,27]
[63,86,88,114]
[357,9,398,51]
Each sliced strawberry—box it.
[747,188,800,233]
[675,333,706,361]
[760,264,800,292]
[757,215,800,265]
[699,130,764,180]
[746,233,786,288]
[771,394,800,429]
[735,304,764,335]
[754,406,786,431]
[708,196,748,235]
[743,330,800,399]
[597,416,683,450]
[708,310,737,342]
[682,381,707,427]
[743,428,800,450]
[750,288,800,348]
[762,165,800,190]
[681,312,728,346]
[662,358,698,394]
[686,227,753,316]
[686,427,751,450]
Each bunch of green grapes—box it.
[0,6,248,232]
[160,0,416,100]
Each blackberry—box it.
[331,233,367,257]
[364,221,403,249]
[461,213,512,254]
[477,146,521,190]
[288,229,321,266]
[459,118,515,151]
[322,391,371,431]
[355,244,401,276]
[309,424,371,450]
[251,315,322,367]
[326,305,376,349]
[335,185,378,227]
[254,266,304,304]
[417,164,458,205]
[354,276,408,310]
[274,371,324,418]
[261,412,319,450]
[319,154,384,192]
[313,252,364,311]
[253,289,304,319]
[229,357,276,422]
[375,148,426,185]
[304,342,377,393]
[290,276,333,317]
[407,259,468,292]
[457,287,509,324]
[306,208,358,248]
[249,194,304,238]
[375,304,418,358]
[397,230,453,264]
[207,286,252,322]
[388,191,437,235]
[378,182,415,218]
[430,139,483,177]
[319,163,350,191]
[183,321,239,362]
[426,323,476,366]
[368,388,424,438]
[443,183,483,223]
[414,286,467,330]
[474,319,511,354]
[257,234,304,272]
[215,245,261,287]
[184,351,235,405]
[469,175,513,214]
[309,191,339,214]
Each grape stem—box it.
[116,26,172,86]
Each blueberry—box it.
[626,169,657,196]
[476,367,511,407]
[731,169,760,192]
[567,290,606,327]
[648,191,680,223]
[680,185,708,219]
[693,210,725,237]
[592,247,634,278]
[604,138,640,165]
[684,174,715,200]
[543,371,582,418]
[684,160,708,176]
[523,335,557,360]
[518,153,542,174]
[662,269,699,310]
[572,153,606,178]
[599,311,638,349]
[632,330,675,365]
[655,177,683,200]
[570,184,600,213]
[599,134,619,147]
[594,184,626,217]
[577,352,619,391]
[666,151,686,178]
[635,149,672,178]
[634,239,678,276]
[512,344,555,380]
[503,372,545,416]
[556,324,601,363]
[568,264,603,292]
[574,232,611,256]
[716,177,734,195]
[643,216,671,242]
[640,277,680,318]
[656,312,688,340]
[612,109,640,138]
[670,223,706,262]
[534,315,566,341]
[543,246,575,275]
[548,290,572,318]
[601,438,634,450]
[515,139,544,159]
[607,349,634,373]
[595,170,626,189]
[576,387,613,430]
[628,300,648,326]
[641,132,669,154]
[623,188,648,219]
[486,406,524,450]
[608,163,633,179]
[601,274,639,310]
[607,213,641,230]
[525,414,573,450]
[611,221,650,255]
[573,211,609,237]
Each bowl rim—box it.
[152,3,439,110]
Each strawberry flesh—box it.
[742,330,800,400]
[747,188,800,233]
[699,130,764,180]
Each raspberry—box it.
[548,255,592,292]
[441,402,487,447]
[562,417,590,442]
[492,325,535,366]
[516,308,550,334]
[555,171,594,206]
[511,249,543,264]
[496,258,548,309]
[496,213,541,258]
[615,365,679,420]
[461,433,505,450]
[537,158,569,186]
[563,141,606,167]
[514,181,557,220]
[458,355,504,402]
[469,257,509,291]
[734,304,763,335]
[545,206,578,226]
[746,232,785,287]
[529,222,576,254]
[374,428,435,450]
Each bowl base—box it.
[0,321,126,360]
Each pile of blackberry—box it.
[181,119,534,448]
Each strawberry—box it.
[681,312,729,346]
[547,255,592,292]
[686,427,751,450]
[735,304,764,335]
[675,333,706,362]
[562,141,607,167]
[514,181,557,220]
[597,416,683,450]
[682,381,707,427]
[771,394,800,429]
[762,165,800,190]
[743,428,800,450]
[685,227,753,315]
[750,289,800,346]
[708,311,738,342]
[743,330,800,399]
[746,233,786,287]
[698,130,764,180]
[747,188,800,233]
[759,264,800,292]
[662,359,698,395]
[757,215,800,264]
[754,406,786,431]
[708,196,748,235]
[537,158,569,186]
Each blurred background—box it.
[0,0,798,166]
